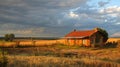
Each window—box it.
[83,39,86,44]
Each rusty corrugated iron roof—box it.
[65,29,97,38]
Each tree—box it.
[4,34,9,41]
[4,33,15,42]
[9,34,15,42]
[96,28,108,42]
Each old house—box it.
[64,28,105,47]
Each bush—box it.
[105,41,118,48]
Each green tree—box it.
[4,34,9,41]
[97,28,108,42]
[4,33,15,42]
[9,34,15,42]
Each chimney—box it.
[73,29,76,32]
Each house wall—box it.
[64,32,104,47]
[64,38,91,46]
[90,32,104,47]
[83,39,90,47]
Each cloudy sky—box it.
[0,0,120,37]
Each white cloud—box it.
[70,7,81,12]
[99,6,120,15]
[69,11,79,18]
[111,32,120,37]
[97,6,120,25]
[115,22,120,25]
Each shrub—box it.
[105,41,118,48]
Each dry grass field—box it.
[0,41,16,47]
[0,37,119,47]
[7,55,120,67]
[0,37,120,67]
[0,40,59,47]
[2,45,120,67]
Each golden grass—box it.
[0,38,120,67]
[4,46,120,64]
[1,43,120,67]
[7,55,120,67]
[0,40,59,47]
[19,41,33,46]
[35,40,57,46]
[0,37,119,47]
[107,38,120,42]
[0,41,16,47]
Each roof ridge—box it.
[75,29,95,32]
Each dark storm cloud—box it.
[63,5,120,37]
[0,0,89,36]
[24,0,89,28]
[25,0,88,8]
[0,0,28,26]
[0,0,120,37]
